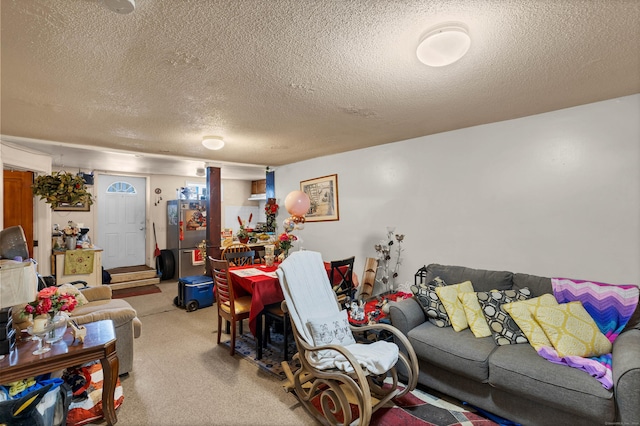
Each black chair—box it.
[256,302,291,361]
[329,256,356,303]
[224,250,255,266]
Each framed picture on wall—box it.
[53,202,90,212]
[300,174,339,222]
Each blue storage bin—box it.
[175,275,214,312]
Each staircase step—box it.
[108,277,160,290]
[108,267,158,283]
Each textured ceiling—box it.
[1,0,639,179]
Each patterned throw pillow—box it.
[57,283,89,305]
[307,310,356,358]
[503,294,558,350]
[459,292,492,338]
[477,288,532,345]
[435,281,474,332]
[411,277,451,327]
[531,301,612,357]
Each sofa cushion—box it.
[477,288,532,345]
[425,264,513,293]
[407,321,495,382]
[512,273,552,297]
[435,281,474,331]
[488,344,614,421]
[531,302,612,357]
[503,294,558,350]
[410,277,451,328]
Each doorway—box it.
[97,174,147,269]
[2,170,34,258]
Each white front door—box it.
[97,174,146,269]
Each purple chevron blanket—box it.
[537,278,639,389]
[552,278,639,342]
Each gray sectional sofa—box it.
[389,264,640,426]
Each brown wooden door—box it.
[3,170,35,258]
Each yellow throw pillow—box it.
[435,281,474,332]
[458,292,491,338]
[503,294,557,351]
[530,301,612,357]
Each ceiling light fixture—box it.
[202,136,225,150]
[103,0,135,14]
[416,23,471,67]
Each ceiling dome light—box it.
[202,136,225,150]
[416,23,471,67]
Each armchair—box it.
[276,251,418,426]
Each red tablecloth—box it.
[229,264,283,337]
[229,262,361,337]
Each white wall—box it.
[274,95,640,292]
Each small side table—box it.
[0,320,119,425]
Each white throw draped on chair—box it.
[277,251,398,375]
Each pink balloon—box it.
[284,190,310,216]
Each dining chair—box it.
[257,302,290,361]
[329,256,356,304]
[358,257,378,300]
[210,257,253,356]
[221,242,251,258]
[224,250,255,267]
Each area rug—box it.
[111,284,161,299]
[224,334,515,426]
[222,332,300,380]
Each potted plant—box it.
[32,171,93,209]
[236,225,250,244]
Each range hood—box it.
[248,193,266,201]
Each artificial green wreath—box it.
[32,171,94,209]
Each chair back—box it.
[329,256,355,300]
[210,257,236,309]
[359,257,378,300]
[225,250,255,266]
[221,243,251,258]
[276,251,340,346]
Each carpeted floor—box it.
[111,284,161,299]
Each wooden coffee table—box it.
[0,319,119,425]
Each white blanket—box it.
[277,251,399,375]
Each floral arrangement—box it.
[32,171,93,209]
[276,232,297,254]
[63,221,80,236]
[23,286,79,319]
[236,225,249,240]
[265,199,279,215]
[374,227,405,292]
[265,198,278,233]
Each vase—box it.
[45,313,68,343]
[66,236,77,250]
[238,237,249,244]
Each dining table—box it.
[229,264,283,337]
[228,261,360,337]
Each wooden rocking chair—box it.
[275,251,419,426]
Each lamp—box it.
[202,136,225,150]
[416,23,471,67]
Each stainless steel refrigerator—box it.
[167,200,207,278]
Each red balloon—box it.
[284,190,310,216]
